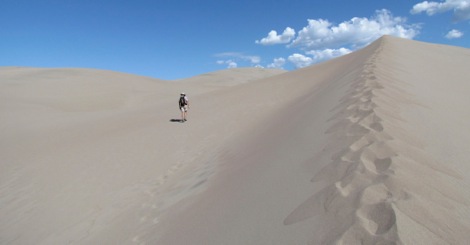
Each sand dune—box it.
[1,36,470,244]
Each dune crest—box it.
[284,36,468,244]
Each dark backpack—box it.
[179,96,187,107]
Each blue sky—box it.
[1,0,469,80]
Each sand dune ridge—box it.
[284,36,469,244]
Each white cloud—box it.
[248,56,261,64]
[288,53,313,68]
[252,9,423,70]
[254,9,419,69]
[306,48,352,62]
[284,48,351,69]
[290,9,419,50]
[267,57,286,69]
[227,61,238,68]
[411,0,470,21]
[217,59,238,68]
[256,27,296,45]
[215,52,260,68]
[445,29,464,38]
[411,1,447,15]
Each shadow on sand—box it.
[170,119,184,123]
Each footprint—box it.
[349,136,373,152]
[374,157,392,172]
[369,122,384,132]
[360,184,391,204]
[358,202,396,235]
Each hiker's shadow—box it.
[170,119,184,123]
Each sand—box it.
[1,36,470,244]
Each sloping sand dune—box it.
[1,36,470,244]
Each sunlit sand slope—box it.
[1,36,470,244]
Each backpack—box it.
[179,96,187,107]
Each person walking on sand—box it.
[179,92,189,122]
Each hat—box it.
[181,92,186,95]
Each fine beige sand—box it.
[1,36,470,244]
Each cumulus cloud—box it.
[288,54,313,68]
[267,58,286,69]
[227,61,237,68]
[411,0,470,21]
[284,48,351,68]
[306,48,352,62]
[256,9,418,69]
[256,27,296,45]
[290,9,419,50]
[217,59,238,68]
[445,29,464,38]
[215,52,260,68]
[252,9,421,69]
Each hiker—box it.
[179,93,189,122]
